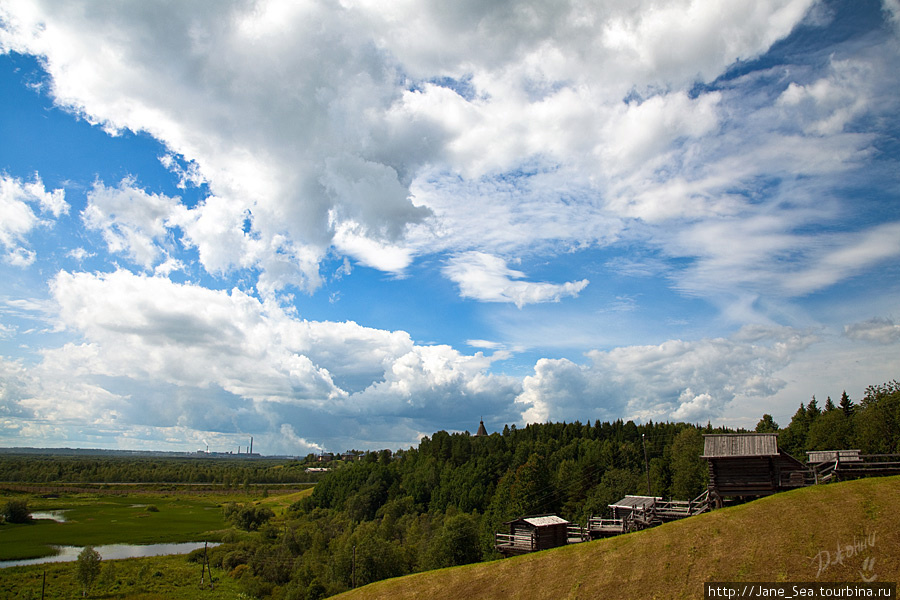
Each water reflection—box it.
[0,542,219,568]
[28,511,68,522]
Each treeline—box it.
[210,418,717,599]
[0,456,321,485]
[756,380,900,456]
[211,379,899,600]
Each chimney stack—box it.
[250,436,253,455]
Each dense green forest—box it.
[0,455,322,485]
[196,380,899,599]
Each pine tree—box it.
[839,390,854,417]
[806,396,821,419]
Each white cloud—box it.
[0,0,834,302]
[0,174,68,267]
[783,222,900,295]
[67,247,94,262]
[515,325,818,424]
[444,252,589,308]
[844,317,900,345]
[82,179,181,269]
[1,270,519,447]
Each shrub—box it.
[1,499,31,524]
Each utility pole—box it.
[642,433,651,495]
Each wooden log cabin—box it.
[495,515,570,556]
[702,433,807,507]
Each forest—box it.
[0,455,323,486]
[2,380,897,600]
[196,380,900,600]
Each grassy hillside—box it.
[336,476,900,600]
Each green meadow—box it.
[0,553,244,600]
[0,492,246,561]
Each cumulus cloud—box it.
[515,326,818,424]
[0,0,850,307]
[2,0,898,451]
[82,179,181,269]
[0,174,67,266]
[444,252,589,308]
[844,317,900,345]
[7,270,518,447]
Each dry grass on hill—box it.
[336,476,900,600]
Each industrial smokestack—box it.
[250,437,253,455]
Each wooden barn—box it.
[495,515,570,556]
[702,433,807,507]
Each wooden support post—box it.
[642,433,651,495]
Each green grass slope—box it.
[337,476,900,600]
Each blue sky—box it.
[1,0,899,455]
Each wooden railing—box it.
[494,532,535,551]
[567,524,589,543]
[809,454,900,483]
[587,516,627,535]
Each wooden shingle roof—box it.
[504,515,570,527]
[701,433,779,458]
[609,495,661,510]
[522,515,569,527]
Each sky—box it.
[1,0,899,456]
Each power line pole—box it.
[642,433,651,495]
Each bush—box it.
[223,502,275,531]
[1,499,31,524]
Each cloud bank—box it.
[1,0,898,451]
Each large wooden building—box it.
[702,433,807,507]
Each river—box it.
[0,542,219,568]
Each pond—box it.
[0,542,219,568]
[28,510,69,522]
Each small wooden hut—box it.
[495,515,570,556]
[702,433,807,507]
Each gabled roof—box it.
[609,495,660,510]
[505,514,570,527]
[522,515,569,527]
[702,433,779,458]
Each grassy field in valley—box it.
[0,553,243,599]
[0,492,246,561]
[335,476,900,600]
